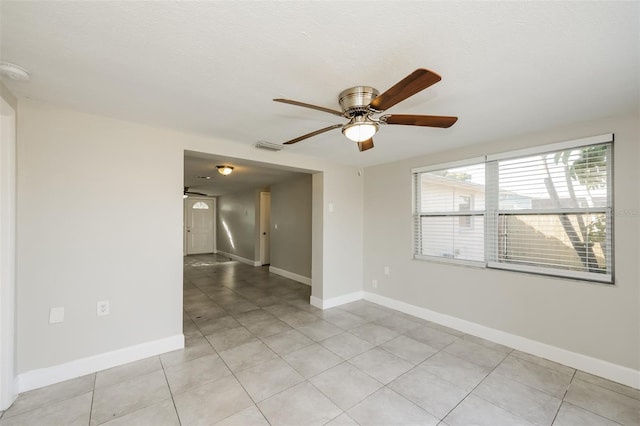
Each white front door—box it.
[260,192,271,265]
[186,198,214,255]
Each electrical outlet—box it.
[97,300,110,316]
[372,279,378,289]
[49,307,64,324]
[384,266,390,275]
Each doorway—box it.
[185,197,215,255]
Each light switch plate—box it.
[49,307,64,324]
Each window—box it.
[413,134,613,283]
[413,160,486,263]
[192,201,209,210]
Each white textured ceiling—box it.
[1,1,638,175]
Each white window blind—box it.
[412,134,613,283]
[487,142,612,282]
[413,161,486,263]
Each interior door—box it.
[260,192,271,265]
[186,198,214,255]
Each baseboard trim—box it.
[364,292,640,390]
[310,291,363,310]
[269,266,311,286]
[17,334,184,393]
[216,250,261,267]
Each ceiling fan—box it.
[273,68,458,152]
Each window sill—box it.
[413,254,485,269]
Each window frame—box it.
[412,157,486,267]
[412,134,614,284]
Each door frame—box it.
[259,192,271,266]
[0,96,17,409]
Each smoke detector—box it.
[0,62,30,81]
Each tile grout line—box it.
[569,372,640,402]
[549,368,577,426]
[197,297,278,426]
[377,342,442,419]
[191,263,357,424]
[304,359,376,421]
[184,281,260,424]
[159,355,183,426]
[559,369,628,426]
[435,344,515,424]
[87,372,97,426]
[309,322,474,423]
[309,322,446,422]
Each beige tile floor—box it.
[1,254,638,425]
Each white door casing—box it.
[0,97,17,409]
[260,192,271,265]
[185,197,215,255]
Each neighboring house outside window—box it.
[458,195,473,229]
[413,160,486,263]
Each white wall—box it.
[16,101,185,375]
[15,99,363,387]
[0,82,18,409]
[315,168,364,304]
[270,175,312,279]
[363,112,640,376]
[216,188,260,262]
[311,173,324,300]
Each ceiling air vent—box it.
[255,141,284,152]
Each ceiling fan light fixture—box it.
[216,165,234,176]
[342,116,378,142]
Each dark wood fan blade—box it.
[273,98,345,117]
[369,69,442,112]
[283,124,343,145]
[357,138,374,152]
[382,114,458,128]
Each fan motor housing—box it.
[339,86,379,115]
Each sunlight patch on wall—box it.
[222,220,235,249]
